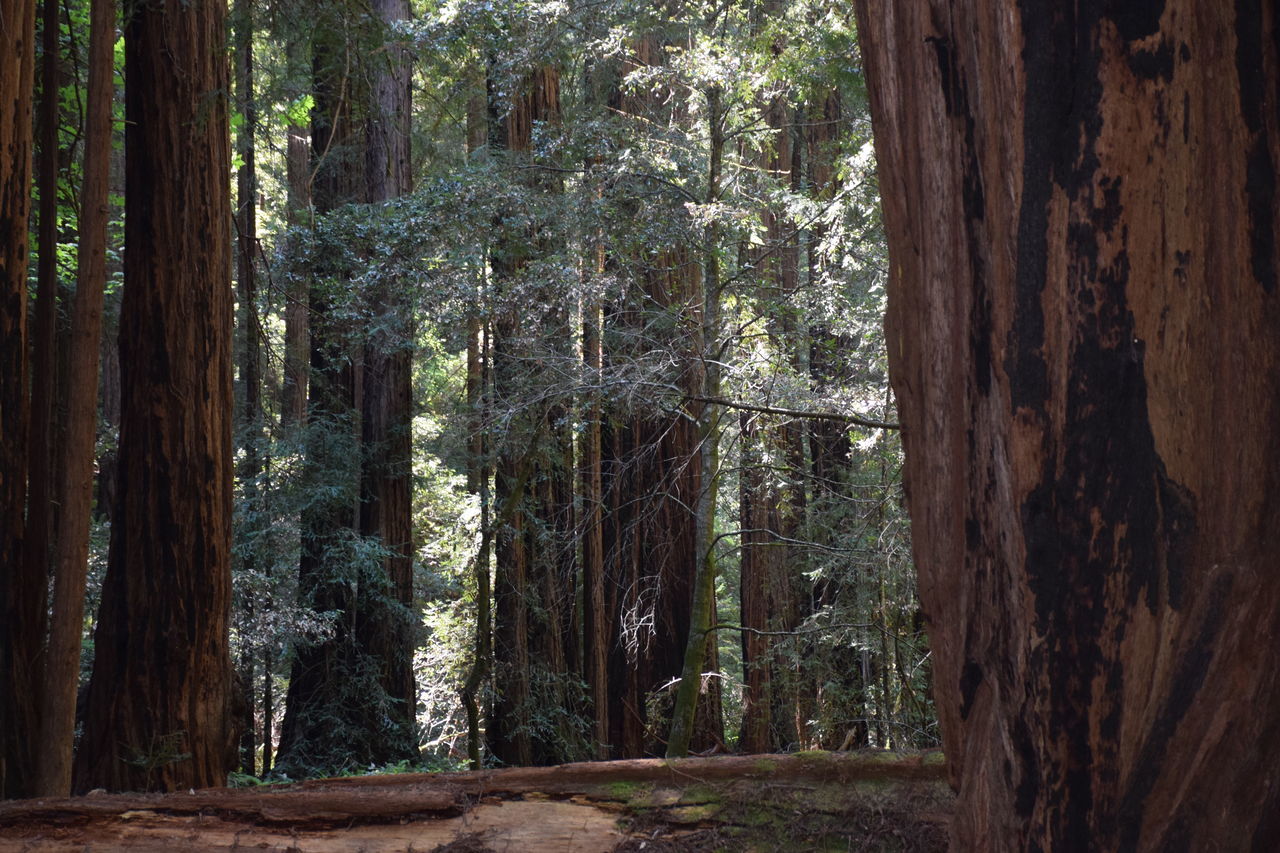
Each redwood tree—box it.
[74,0,236,793]
[855,1,1280,848]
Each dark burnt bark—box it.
[0,0,37,802]
[74,0,236,793]
[855,1,1280,848]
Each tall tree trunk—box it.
[23,1,61,727]
[667,83,726,759]
[487,64,577,767]
[276,24,364,776]
[75,0,235,793]
[855,1,1280,848]
[233,0,262,775]
[358,0,418,765]
[598,34,711,761]
[581,240,608,760]
[35,0,113,798]
[0,0,37,802]
[279,34,310,431]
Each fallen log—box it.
[0,750,951,852]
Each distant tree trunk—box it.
[487,65,578,767]
[598,35,714,760]
[580,230,608,760]
[233,0,262,775]
[667,83,726,759]
[738,96,806,755]
[856,1,1280,848]
[23,1,62,720]
[359,0,418,765]
[279,34,310,431]
[276,23,364,776]
[34,0,113,798]
[74,0,235,793]
[460,81,491,771]
[0,0,37,802]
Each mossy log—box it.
[0,751,950,852]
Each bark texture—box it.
[0,0,37,800]
[854,1,1280,848]
[74,0,236,793]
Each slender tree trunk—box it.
[23,0,61,717]
[487,64,576,767]
[667,84,726,759]
[855,1,1280,848]
[279,34,310,431]
[581,258,608,760]
[276,25,363,775]
[75,0,235,793]
[233,0,262,776]
[0,0,37,802]
[34,0,113,798]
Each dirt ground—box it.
[0,751,952,852]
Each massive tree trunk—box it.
[35,0,113,797]
[854,1,1280,848]
[0,0,37,802]
[358,0,418,765]
[74,0,235,793]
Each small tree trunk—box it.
[35,0,113,798]
[667,84,726,759]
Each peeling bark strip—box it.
[854,0,1280,850]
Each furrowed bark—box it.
[75,0,236,793]
[854,1,1280,848]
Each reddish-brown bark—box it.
[359,0,418,762]
[855,1,1280,848]
[74,0,236,793]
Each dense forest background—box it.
[2,0,935,796]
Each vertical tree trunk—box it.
[581,252,609,760]
[23,1,62,724]
[279,34,310,431]
[487,64,578,767]
[35,0,113,797]
[599,34,711,760]
[359,0,418,764]
[233,0,262,776]
[667,83,727,759]
[75,0,235,793]
[0,0,37,801]
[855,1,1280,848]
[275,24,363,776]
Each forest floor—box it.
[0,751,952,852]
